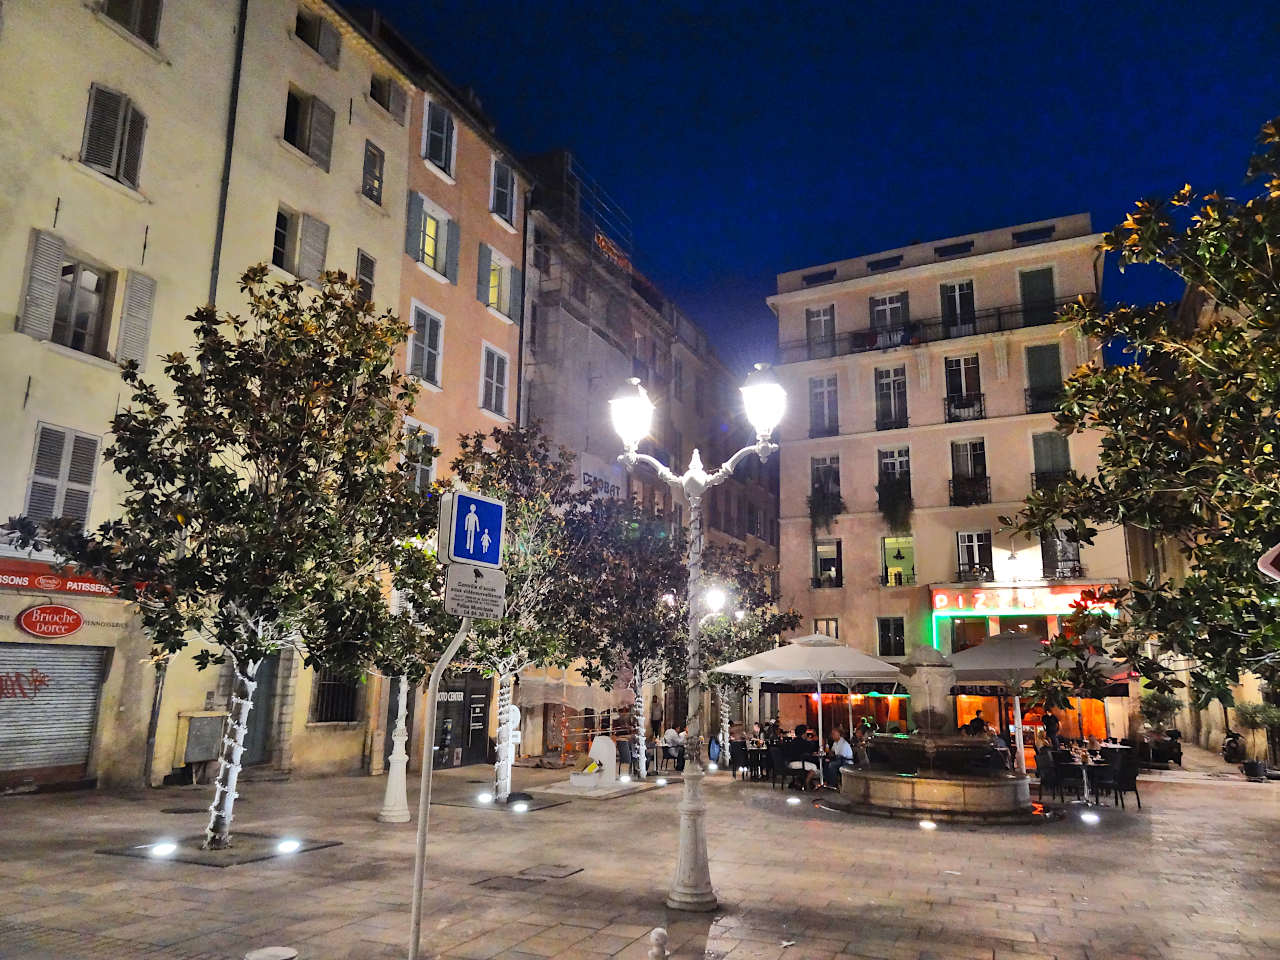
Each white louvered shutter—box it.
[297,215,329,281]
[388,82,407,125]
[410,307,428,379]
[317,19,341,67]
[81,85,126,175]
[116,271,156,369]
[20,230,65,341]
[119,104,147,188]
[61,435,99,526]
[306,97,335,172]
[25,426,65,523]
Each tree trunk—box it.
[633,671,647,779]
[718,685,731,765]
[204,657,259,849]
[493,672,516,802]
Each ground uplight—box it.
[149,841,177,857]
[656,778,668,786]
[276,839,301,854]
[1081,811,1101,825]
[786,796,802,806]
[919,820,938,831]
[511,801,529,813]
[707,762,718,772]
[477,792,494,804]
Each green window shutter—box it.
[116,271,156,370]
[1033,432,1070,472]
[476,242,491,303]
[119,104,147,189]
[899,290,909,323]
[306,97,335,172]
[20,230,65,342]
[81,84,126,175]
[297,214,329,281]
[1026,343,1062,390]
[317,19,341,68]
[404,192,424,259]
[444,220,460,284]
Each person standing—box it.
[1043,709,1061,749]
[650,694,663,739]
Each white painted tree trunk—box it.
[204,657,259,849]
[493,672,516,802]
[633,670,647,779]
[718,684,731,766]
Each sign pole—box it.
[407,616,470,960]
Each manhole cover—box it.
[472,876,546,892]
[160,807,207,814]
[518,864,582,879]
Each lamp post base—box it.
[664,766,718,912]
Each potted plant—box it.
[1139,689,1182,732]
[807,487,846,534]
[1233,702,1280,781]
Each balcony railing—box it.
[779,295,1087,364]
[1043,560,1084,579]
[944,392,985,422]
[1025,387,1063,414]
[876,470,912,510]
[1031,470,1069,491]
[880,570,916,586]
[811,575,843,589]
[949,474,991,506]
[809,422,839,439]
[875,410,908,431]
[955,562,994,582]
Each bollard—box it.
[648,927,669,959]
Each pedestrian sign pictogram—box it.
[437,491,505,570]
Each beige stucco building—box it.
[769,215,1135,738]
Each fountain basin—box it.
[870,732,995,775]
[838,766,1034,823]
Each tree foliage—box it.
[1005,116,1280,697]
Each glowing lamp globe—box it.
[704,586,727,614]
[610,378,654,451]
[740,363,786,439]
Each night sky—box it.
[374,1,1276,374]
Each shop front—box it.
[0,556,151,792]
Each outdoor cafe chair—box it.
[1114,755,1142,810]
[729,740,749,780]
[1035,748,1063,803]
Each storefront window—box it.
[949,617,988,653]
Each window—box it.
[812,540,842,588]
[491,159,515,223]
[694,378,704,416]
[748,503,764,539]
[476,244,522,320]
[1025,343,1063,412]
[309,666,360,723]
[81,85,147,189]
[877,447,909,477]
[867,255,903,271]
[424,101,455,175]
[103,0,162,46]
[814,618,839,639]
[369,74,407,124]
[272,207,327,280]
[805,305,835,358]
[951,439,986,478]
[672,359,684,400]
[571,271,588,304]
[481,345,509,416]
[935,240,973,258]
[405,193,457,281]
[950,618,988,654]
[404,422,436,492]
[361,141,384,205]
[881,537,914,586]
[1041,528,1082,579]
[956,531,993,581]
[874,365,907,430]
[869,292,907,330]
[808,375,838,437]
[803,269,836,286]
[1032,431,1071,489]
[877,617,906,658]
[1019,267,1056,325]
[25,424,99,529]
[409,305,442,385]
[944,354,983,421]
[940,280,975,331]
[1013,225,1056,246]
[532,229,550,273]
[282,88,335,172]
[272,210,294,270]
[811,455,840,496]
[53,258,114,357]
[355,250,375,303]
[295,8,341,67]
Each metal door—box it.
[0,642,106,790]
[242,653,278,766]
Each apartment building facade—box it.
[770,215,1134,737]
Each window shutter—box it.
[317,19,341,68]
[306,97,335,172]
[1026,344,1062,389]
[116,271,156,369]
[26,426,66,522]
[979,535,994,568]
[1033,431,1070,472]
[297,214,329,281]
[951,442,967,477]
[119,105,147,189]
[444,220,461,284]
[62,434,99,526]
[425,316,441,382]
[493,354,507,413]
[20,230,65,341]
[388,82,407,125]
[138,0,163,44]
[900,290,910,323]
[475,242,491,303]
[81,85,126,174]
[404,191,423,258]
[867,296,877,328]
[410,308,427,379]
[508,266,523,321]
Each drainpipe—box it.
[514,188,533,426]
[207,0,251,307]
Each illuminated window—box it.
[877,617,906,658]
[814,618,839,639]
[420,213,439,271]
[488,261,502,309]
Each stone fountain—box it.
[837,646,1035,822]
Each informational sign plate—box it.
[1259,542,1280,582]
[444,563,507,620]
[438,491,506,569]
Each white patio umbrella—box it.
[711,634,899,785]
[950,630,1127,773]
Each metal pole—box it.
[1013,693,1026,775]
[408,617,471,960]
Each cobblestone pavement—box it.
[1,766,1277,960]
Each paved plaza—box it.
[1,767,1277,960]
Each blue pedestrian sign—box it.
[438,491,505,569]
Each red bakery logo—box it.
[34,575,62,590]
[18,603,84,638]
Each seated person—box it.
[825,724,855,783]
[783,723,820,789]
[662,725,687,771]
[749,721,765,743]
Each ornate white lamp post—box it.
[377,675,412,823]
[611,362,785,912]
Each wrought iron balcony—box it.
[1031,470,1069,492]
[880,570,916,586]
[949,474,991,506]
[1025,387,1063,414]
[779,295,1087,364]
[944,392,985,422]
[875,411,909,431]
[1043,560,1085,579]
[811,575,843,589]
[955,562,994,582]
[876,470,912,510]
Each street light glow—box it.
[786,796,802,805]
[609,378,654,451]
[704,587,727,613]
[740,363,786,439]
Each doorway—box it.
[242,654,278,766]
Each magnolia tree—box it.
[1004,115,1280,706]
[6,268,421,848]
[447,424,594,801]
[569,499,687,778]
[698,544,801,755]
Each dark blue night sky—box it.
[374,1,1276,374]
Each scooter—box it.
[1222,730,1247,764]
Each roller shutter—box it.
[0,642,106,789]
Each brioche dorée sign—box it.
[17,603,84,638]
